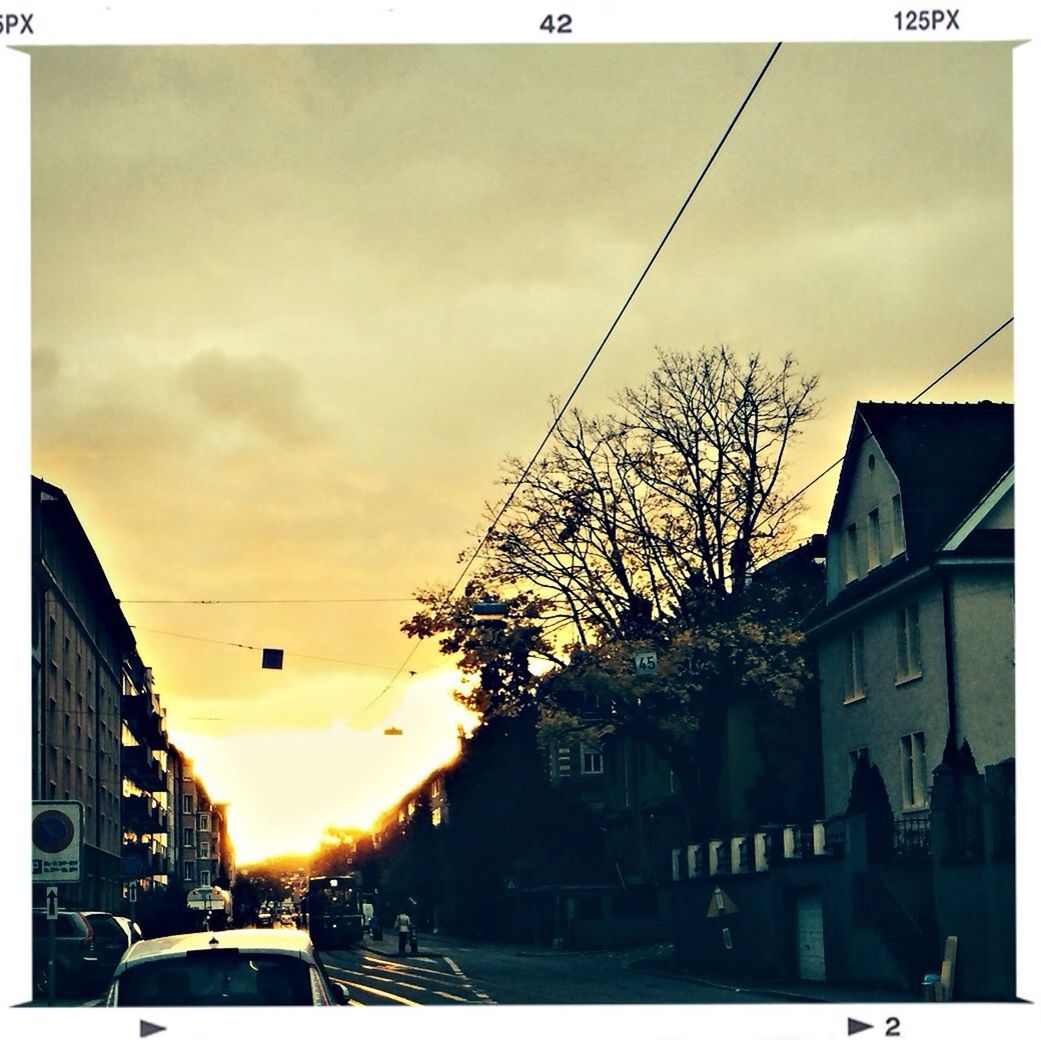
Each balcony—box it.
[122,690,169,749]
[122,744,166,792]
[121,842,168,880]
[123,793,168,835]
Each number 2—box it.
[886,1018,901,1037]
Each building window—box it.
[183,862,194,882]
[183,828,195,847]
[198,814,209,832]
[183,794,194,813]
[556,746,571,777]
[867,509,881,570]
[848,747,870,786]
[845,524,859,582]
[199,838,210,858]
[895,604,922,682]
[844,628,866,702]
[891,494,905,556]
[199,870,211,886]
[581,746,604,775]
[900,732,928,809]
[431,807,442,828]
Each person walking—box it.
[394,909,412,954]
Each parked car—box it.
[113,916,145,946]
[32,909,130,998]
[104,928,350,1006]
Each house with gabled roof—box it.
[808,401,1013,823]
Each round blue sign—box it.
[33,809,75,854]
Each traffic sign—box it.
[706,885,740,918]
[45,886,59,920]
[32,801,83,883]
[633,650,658,675]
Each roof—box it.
[32,475,137,655]
[809,401,1013,629]
[115,928,316,971]
[828,402,1013,561]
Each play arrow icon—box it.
[140,1022,166,1038]
[848,1019,873,1036]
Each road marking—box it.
[441,955,496,1004]
[360,954,461,981]
[337,969,428,992]
[326,975,420,1006]
[432,991,468,1002]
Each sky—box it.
[17,27,1022,866]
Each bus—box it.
[303,874,365,949]
[185,885,232,931]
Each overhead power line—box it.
[762,315,1014,523]
[349,42,785,727]
[120,597,416,605]
[449,41,784,602]
[128,625,414,675]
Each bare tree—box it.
[482,345,818,641]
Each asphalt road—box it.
[320,932,783,1005]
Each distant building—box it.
[120,651,171,899]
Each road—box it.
[19,928,787,1007]
[320,932,783,1005]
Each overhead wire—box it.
[759,316,1013,526]
[120,598,416,605]
[349,41,785,727]
[128,625,414,675]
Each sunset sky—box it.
[15,26,1023,864]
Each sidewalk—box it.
[394,930,917,1004]
[628,950,918,1004]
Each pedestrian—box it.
[369,909,382,941]
[394,909,412,954]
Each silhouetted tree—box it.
[403,347,822,841]
[847,759,895,859]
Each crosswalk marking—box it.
[327,975,420,1006]
[360,954,461,981]
[338,969,428,992]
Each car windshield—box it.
[115,951,318,1006]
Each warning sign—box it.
[32,801,83,883]
[706,885,739,918]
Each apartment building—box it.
[32,477,129,913]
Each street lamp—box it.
[472,597,509,623]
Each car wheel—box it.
[33,962,58,998]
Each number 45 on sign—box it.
[633,651,657,675]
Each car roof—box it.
[115,928,317,973]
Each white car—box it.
[113,916,144,947]
[103,928,350,1006]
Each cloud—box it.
[175,348,322,444]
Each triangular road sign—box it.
[848,1019,873,1036]
[140,1022,166,1038]
[706,885,740,917]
